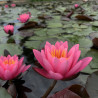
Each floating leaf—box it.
[78,38,93,48]
[85,49,98,69]
[38,14,52,20]
[18,21,46,30]
[86,71,98,98]
[81,65,98,74]
[68,84,89,98]
[92,21,98,27]
[47,22,62,28]
[47,28,64,35]
[7,84,17,98]
[24,41,42,49]
[0,87,12,98]
[0,44,23,56]
[75,15,94,21]
[34,29,47,36]
[4,49,11,56]
[49,88,81,98]
[19,29,34,37]
[55,6,66,13]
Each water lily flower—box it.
[11,4,16,7]
[4,25,14,35]
[33,41,92,80]
[74,4,79,8]
[0,55,31,80]
[17,13,31,23]
[4,5,9,8]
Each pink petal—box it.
[67,47,75,69]
[33,67,51,79]
[68,44,79,56]
[18,57,24,68]
[15,65,25,76]
[55,41,60,49]
[41,50,46,58]
[62,41,68,49]
[46,50,54,65]
[46,41,51,48]
[11,64,19,74]
[79,57,92,71]
[33,49,44,68]
[4,70,12,80]
[60,41,63,45]
[22,65,31,72]
[65,61,82,78]
[49,71,63,80]
[72,50,81,68]
[0,66,4,73]
[56,60,68,75]
[53,58,60,72]
[51,45,57,52]
[43,58,53,71]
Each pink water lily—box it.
[4,25,14,34]
[0,55,31,80]
[33,41,92,80]
[4,5,9,8]
[17,13,31,23]
[11,4,16,7]
[74,4,79,8]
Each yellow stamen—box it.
[3,59,15,65]
[51,49,66,58]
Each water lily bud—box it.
[17,13,31,23]
[4,5,9,8]
[74,4,79,8]
[11,4,16,7]
[4,25,14,35]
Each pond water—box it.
[0,0,98,98]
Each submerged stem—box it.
[41,80,57,98]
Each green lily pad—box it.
[74,27,93,36]
[81,65,98,74]
[78,38,93,48]
[65,27,75,34]
[80,48,90,57]
[47,28,64,35]
[24,40,42,49]
[80,25,88,29]
[85,49,98,69]
[28,36,47,41]
[0,29,8,38]
[0,44,23,56]
[34,29,47,36]
[92,21,98,27]
[86,71,98,98]
[47,22,62,28]
[0,87,12,98]
[55,6,66,13]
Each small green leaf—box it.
[0,87,12,98]
[0,44,23,56]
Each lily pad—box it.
[85,49,98,69]
[0,44,23,56]
[0,87,12,98]
[47,22,62,28]
[92,21,98,27]
[47,28,64,35]
[81,65,98,74]
[78,38,93,48]
[24,40,42,49]
[86,71,98,98]
[34,29,47,36]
